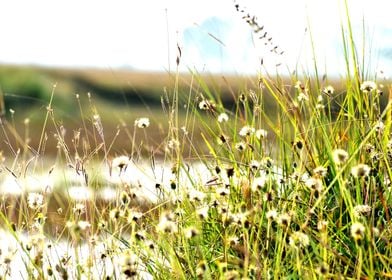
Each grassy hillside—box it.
[0,64,266,155]
[0,64,388,157]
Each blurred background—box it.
[0,0,390,155]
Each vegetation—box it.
[0,1,391,279]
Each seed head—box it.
[313,166,327,178]
[156,211,177,234]
[73,203,86,215]
[251,176,267,192]
[235,141,247,152]
[184,226,199,239]
[323,85,335,95]
[351,222,366,241]
[134,117,150,128]
[217,113,229,123]
[317,220,328,232]
[277,213,291,227]
[27,193,44,210]
[255,129,268,139]
[360,81,377,92]
[351,164,371,178]
[332,149,349,165]
[266,209,278,221]
[289,231,310,248]
[196,206,210,220]
[112,155,130,171]
[239,125,255,137]
[188,189,206,203]
[353,204,371,218]
[305,177,323,193]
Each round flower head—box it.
[351,222,365,241]
[305,177,323,193]
[317,220,328,232]
[112,155,130,170]
[251,175,267,192]
[277,213,291,227]
[198,100,208,110]
[289,231,310,248]
[353,204,372,218]
[187,189,206,203]
[323,85,335,96]
[298,92,309,102]
[249,160,260,170]
[351,164,371,178]
[198,99,215,111]
[217,113,229,123]
[27,193,44,210]
[235,141,247,152]
[266,209,278,220]
[374,120,385,133]
[184,226,199,239]
[332,149,349,165]
[295,81,305,91]
[239,125,255,137]
[313,166,327,178]
[360,81,377,92]
[157,211,178,234]
[134,117,150,128]
[196,206,210,220]
[255,129,268,139]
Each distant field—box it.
[0,64,388,156]
[0,64,252,108]
[0,64,262,155]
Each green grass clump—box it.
[0,1,392,279]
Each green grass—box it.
[0,1,392,279]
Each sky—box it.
[0,0,391,76]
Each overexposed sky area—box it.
[0,0,391,76]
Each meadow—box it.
[0,1,392,279]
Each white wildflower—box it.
[351,222,365,241]
[134,117,150,128]
[323,85,335,95]
[112,155,130,170]
[251,176,267,192]
[375,120,385,133]
[289,231,310,248]
[184,227,199,239]
[188,189,206,202]
[217,113,229,123]
[351,164,371,178]
[255,129,268,139]
[249,160,260,170]
[305,177,323,193]
[353,204,372,218]
[313,166,328,178]
[298,92,309,102]
[332,149,349,165]
[235,141,247,152]
[295,81,305,91]
[239,125,255,137]
[157,211,177,234]
[196,206,210,220]
[27,193,44,210]
[277,213,291,227]
[360,81,377,92]
[266,209,278,220]
[198,100,215,110]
